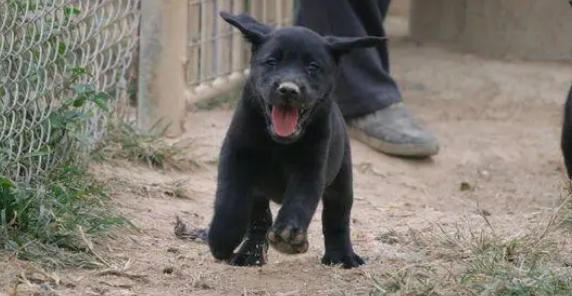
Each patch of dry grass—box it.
[368,194,572,296]
[93,120,199,171]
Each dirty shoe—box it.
[347,102,439,157]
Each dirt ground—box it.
[3,14,572,296]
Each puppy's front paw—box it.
[321,251,365,269]
[267,223,308,254]
[229,237,268,267]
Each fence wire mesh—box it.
[1,0,140,184]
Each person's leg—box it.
[295,0,439,157]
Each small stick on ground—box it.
[95,269,149,283]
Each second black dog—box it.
[561,84,572,179]
[207,11,384,269]
[561,0,572,179]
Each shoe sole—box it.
[348,126,439,158]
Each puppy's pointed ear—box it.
[324,36,386,60]
[219,11,273,45]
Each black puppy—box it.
[207,11,384,269]
[561,84,572,179]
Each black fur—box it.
[564,0,572,177]
[206,11,384,269]
[561,84,572,179]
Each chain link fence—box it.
[1,0,140,184]
[1,0,299,185]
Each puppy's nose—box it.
[277,82,300,97]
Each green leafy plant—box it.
[0,1,135,268]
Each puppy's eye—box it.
[307,62,320,73]
[265,58,278,66]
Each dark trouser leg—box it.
[295,0,400,119]
[295,0,440,157]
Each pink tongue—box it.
[271,106,299,137]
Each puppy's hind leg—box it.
[321,150,365,269]
[230,194,272,266]
[208,148,258,262]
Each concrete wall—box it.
[409,0,572,61]
[389,0,411,17]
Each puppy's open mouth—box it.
[265,105,309,138]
